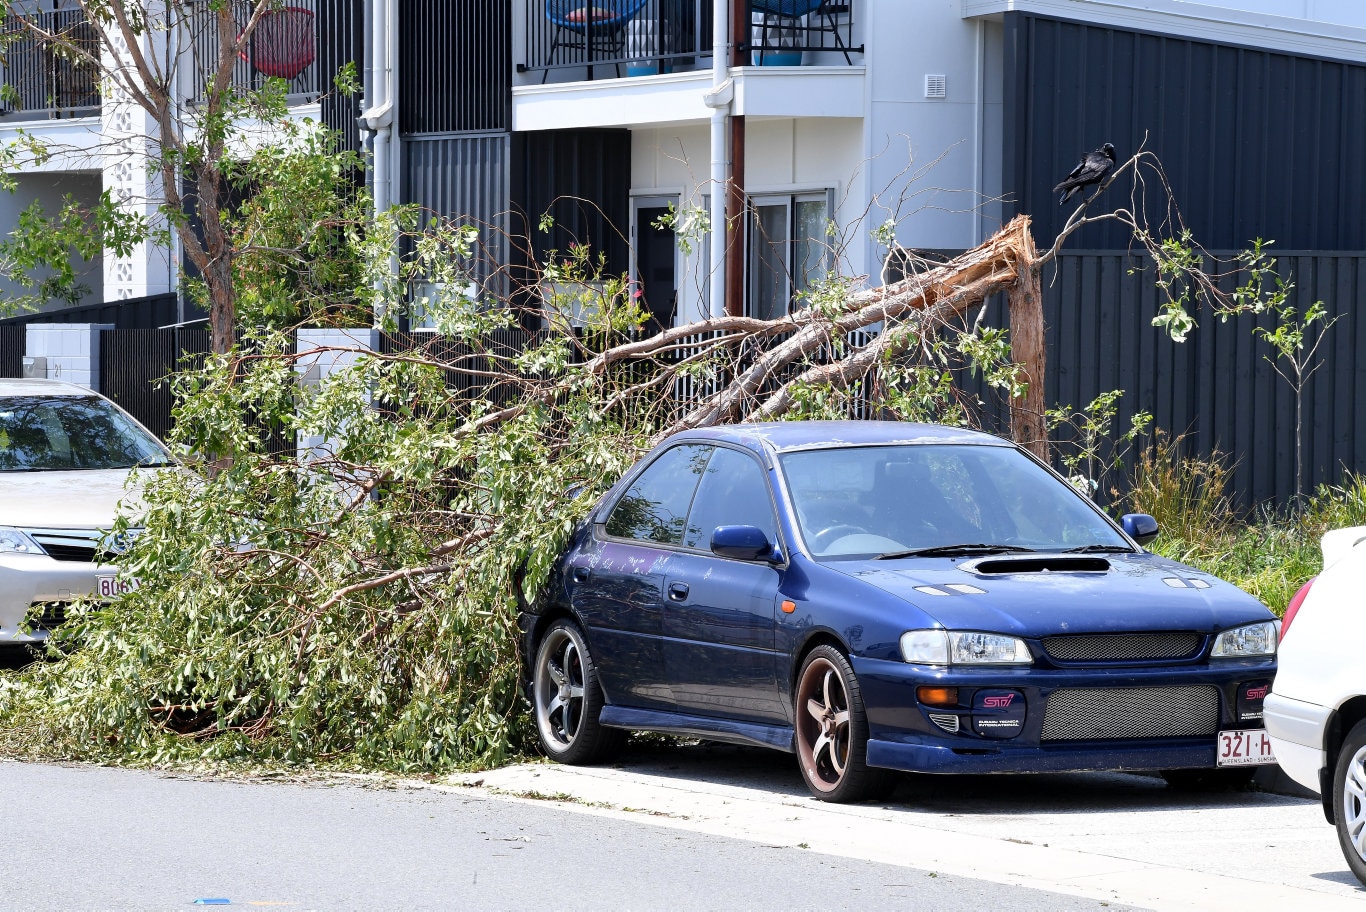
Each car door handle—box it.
[668,582,690,601]
[573,566,591,582]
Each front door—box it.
[662,446,788,724]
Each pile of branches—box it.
[0,215,1047,771]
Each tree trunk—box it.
[1007,234,1047,459]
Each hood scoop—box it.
[967,555,1111,575]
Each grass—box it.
[1119,434,1366,612]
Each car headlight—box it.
[0,527,43,555]
[1211,621,1279,657]
[900,629,1033,665]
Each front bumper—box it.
[853,654,1276,775]
[0,552,112,643]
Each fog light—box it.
[917,686,959,707]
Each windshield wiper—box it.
[1061,544,1136,554]
[876,543,1036,560]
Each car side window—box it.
[604,444,713,544]
[682,447,778,550]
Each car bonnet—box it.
[826,553,1272,637]
[0,468,146,529]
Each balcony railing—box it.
[187,0,321,105]
[0,9,101,120]
[521,0,860,84]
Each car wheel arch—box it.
[789,630,850,693]
[1322,696,1366,824]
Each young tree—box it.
[0,1,358,351]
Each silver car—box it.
[0,378,172,648]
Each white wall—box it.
[631,117,867,324]
[862,0,983,254]
[0,172,104,313]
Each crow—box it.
[1054,143,1116,206]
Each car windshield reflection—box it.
[779,443,1132,559]
[0,395,168,472]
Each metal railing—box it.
[0,9,101,120]
[521,0,860,83]
[185,0,320,104]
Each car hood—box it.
[0,468,146,530]
[828,552,1272,636]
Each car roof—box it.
[0,378,100,398]
[666,420,1009,454]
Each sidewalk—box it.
[444,741,1363,912]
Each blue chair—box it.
[750,0,853,65]
[543,0,651,82]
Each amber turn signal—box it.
[916,686,959,707]
[781,600,796,614]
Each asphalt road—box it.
[1,759,1130,912]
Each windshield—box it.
[778,443,1130,559]
[0,395,169,472]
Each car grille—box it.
[27,529,108,564]
[1042,633,1203,663]
[1041,686,1220,741]
[23,603,68,631]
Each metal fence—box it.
[99,328,210,440]
[0,7,100,120]
[522,0,859,82]
[0,326,24,378]
[186,0,321,104]
[965,250,1366,509]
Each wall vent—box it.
[925,74,947,99]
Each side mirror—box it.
[1120,513,1160,547]
[711,525,781,562]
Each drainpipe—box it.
[703,0,731,319]
[359,0,396,325]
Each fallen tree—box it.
[0,143,1265,771]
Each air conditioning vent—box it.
[924,74,946,98]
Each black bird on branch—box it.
[1054,143,1116,206]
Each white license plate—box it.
[96,575,141,599]
[1217,728,1276,766]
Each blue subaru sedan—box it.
[523,422,1279,802]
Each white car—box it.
[0,378,172,651]
[1265,525,1366,886]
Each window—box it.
[749,191,832,320]
[604,444,712,544]
[682,447,778,549]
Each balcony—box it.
[520,0,861,85]
[186,0,321,105]
[0,9,100,121]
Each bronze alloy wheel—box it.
[793,645,893,802]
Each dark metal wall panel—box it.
[510,129,633,280]
[399,0,511,134]
[1003,12,1366,252]
[318,0,365,154]
[0,293,181,330]
[1024,251,1366,509]
[402,133,512,290]
[0,326,23,377]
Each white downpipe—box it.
[359,0,396,324]
[706,0,731,319]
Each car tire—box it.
[1159,767,1257,791]
[793,644,894,803]
[532,619,625,765]
[1332,719,1366,886]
